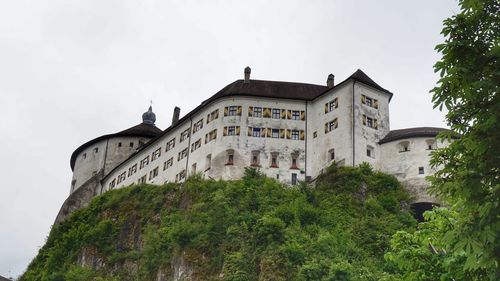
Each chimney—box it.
[172,106,180,125]
[244,66,251,83]
[327,74,335,88]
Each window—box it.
[228,106,238,116]
[175,170,186,182]
[164,157,173,170]
[94,147,99,153]
[207,109,219,123]
[291,173,297,185]
[325,97,339,113]
[191,163,197,174]
[399,141,410,152]
[152,148,161,161]
[149,166,159,180]
[253,107,262,117]
[138,175,146,184]
[193,119,203,133]
[361,95,379,109]
[205,129,217,143]
[291,153,299,169]
[82,153,86,160]
[426,139,437,150]
[117,172,126,184]
[292,110,300,120]
[271,129,280,138]
[366,145,374,158]
[178,147,188,161]
[223,126,240,136]
[128,164,137,176]
[291,130,300,140]
[109,179,116,189]
[140,155,150,169]
[205,154,211,171]
[270,152,279,168]
[226,149,234,165]
[180,129,190,142]
[251,151,260,166]
[130,142,134,147]
[272,108,280,119]
[166,138,175,151]
[362,115,378,129]
[325,118,338,133]
[329,148,335,161]
[419,167,425,174]
[191,139,201,152]
[253,127,261,137]
[118,142,122,147]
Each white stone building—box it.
[56,68,453,222]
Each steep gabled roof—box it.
[379,127,457,144]
[348,69,393,98]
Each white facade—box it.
[69,69,451,207]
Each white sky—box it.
[0,0,457,278]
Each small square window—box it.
[313,131,317,138]
[130,142,134,147]
[118,142,122,147]
[419,167,424,174]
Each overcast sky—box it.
[0,0,458,278]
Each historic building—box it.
[56,68,452,223]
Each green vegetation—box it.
[21,164,417,280]
[428,0,499,279]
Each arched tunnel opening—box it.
[410,202,439,222]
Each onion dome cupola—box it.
[142,105,156,124]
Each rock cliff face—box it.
[21,165,419,281]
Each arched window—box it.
[426,139,437,150]
[398,141,410,152]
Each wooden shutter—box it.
[324,103,329,113]
[207,114,210,123]
[279,129,286,138]
[237,106,242,116]
[261,128,266,137]
[281,109,286,119]
[300,130,305,140]
[286,129,291,139]
[205,133,208,143]
[248,127,253,136]
[263,107,271,118]
[335,97,339,108]
[286,110,292,119]
[236,126,241,135]
[334,118,338,128]
[373,99,379,109]
[248,106,254,117]
[324,122,329,133]
[266,128,272,137]
[300,111,305,120]
[361,95,366,104]
[374,119,378,129]
[224,107,229,116]
[362,115,367,125]
[223,127,228,136]
[215,109,219,119]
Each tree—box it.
[429,0,499,279]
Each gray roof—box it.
[0,275,12,281]
[379,127,456,144]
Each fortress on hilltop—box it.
[56,67,453,223]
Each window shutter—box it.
[300,130,305,140]
[248,106,253,117]
[205,134,208,144]
[374,99,379,109]
[325,103,328,113]
[224,107,229,116]
[215,110,219,118]
[236,126,241,135]
[263,108,271,118]
[248,127,253,136]
[300,111,306,120]
[335,97,339,108]
[280,129,286,138]
[362,115,367,125]
[324,122,328,133]
[286,129,291,139]
[286,110,292,119]
[207,114,210,123]
[237,106,242,116]
[334,118,338,128]
[266,128,272,137]
[361,95,366,104]
[374,119,378,129]
[261,128,266,137]
[281,109,286,119]
[223,127,228,136]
